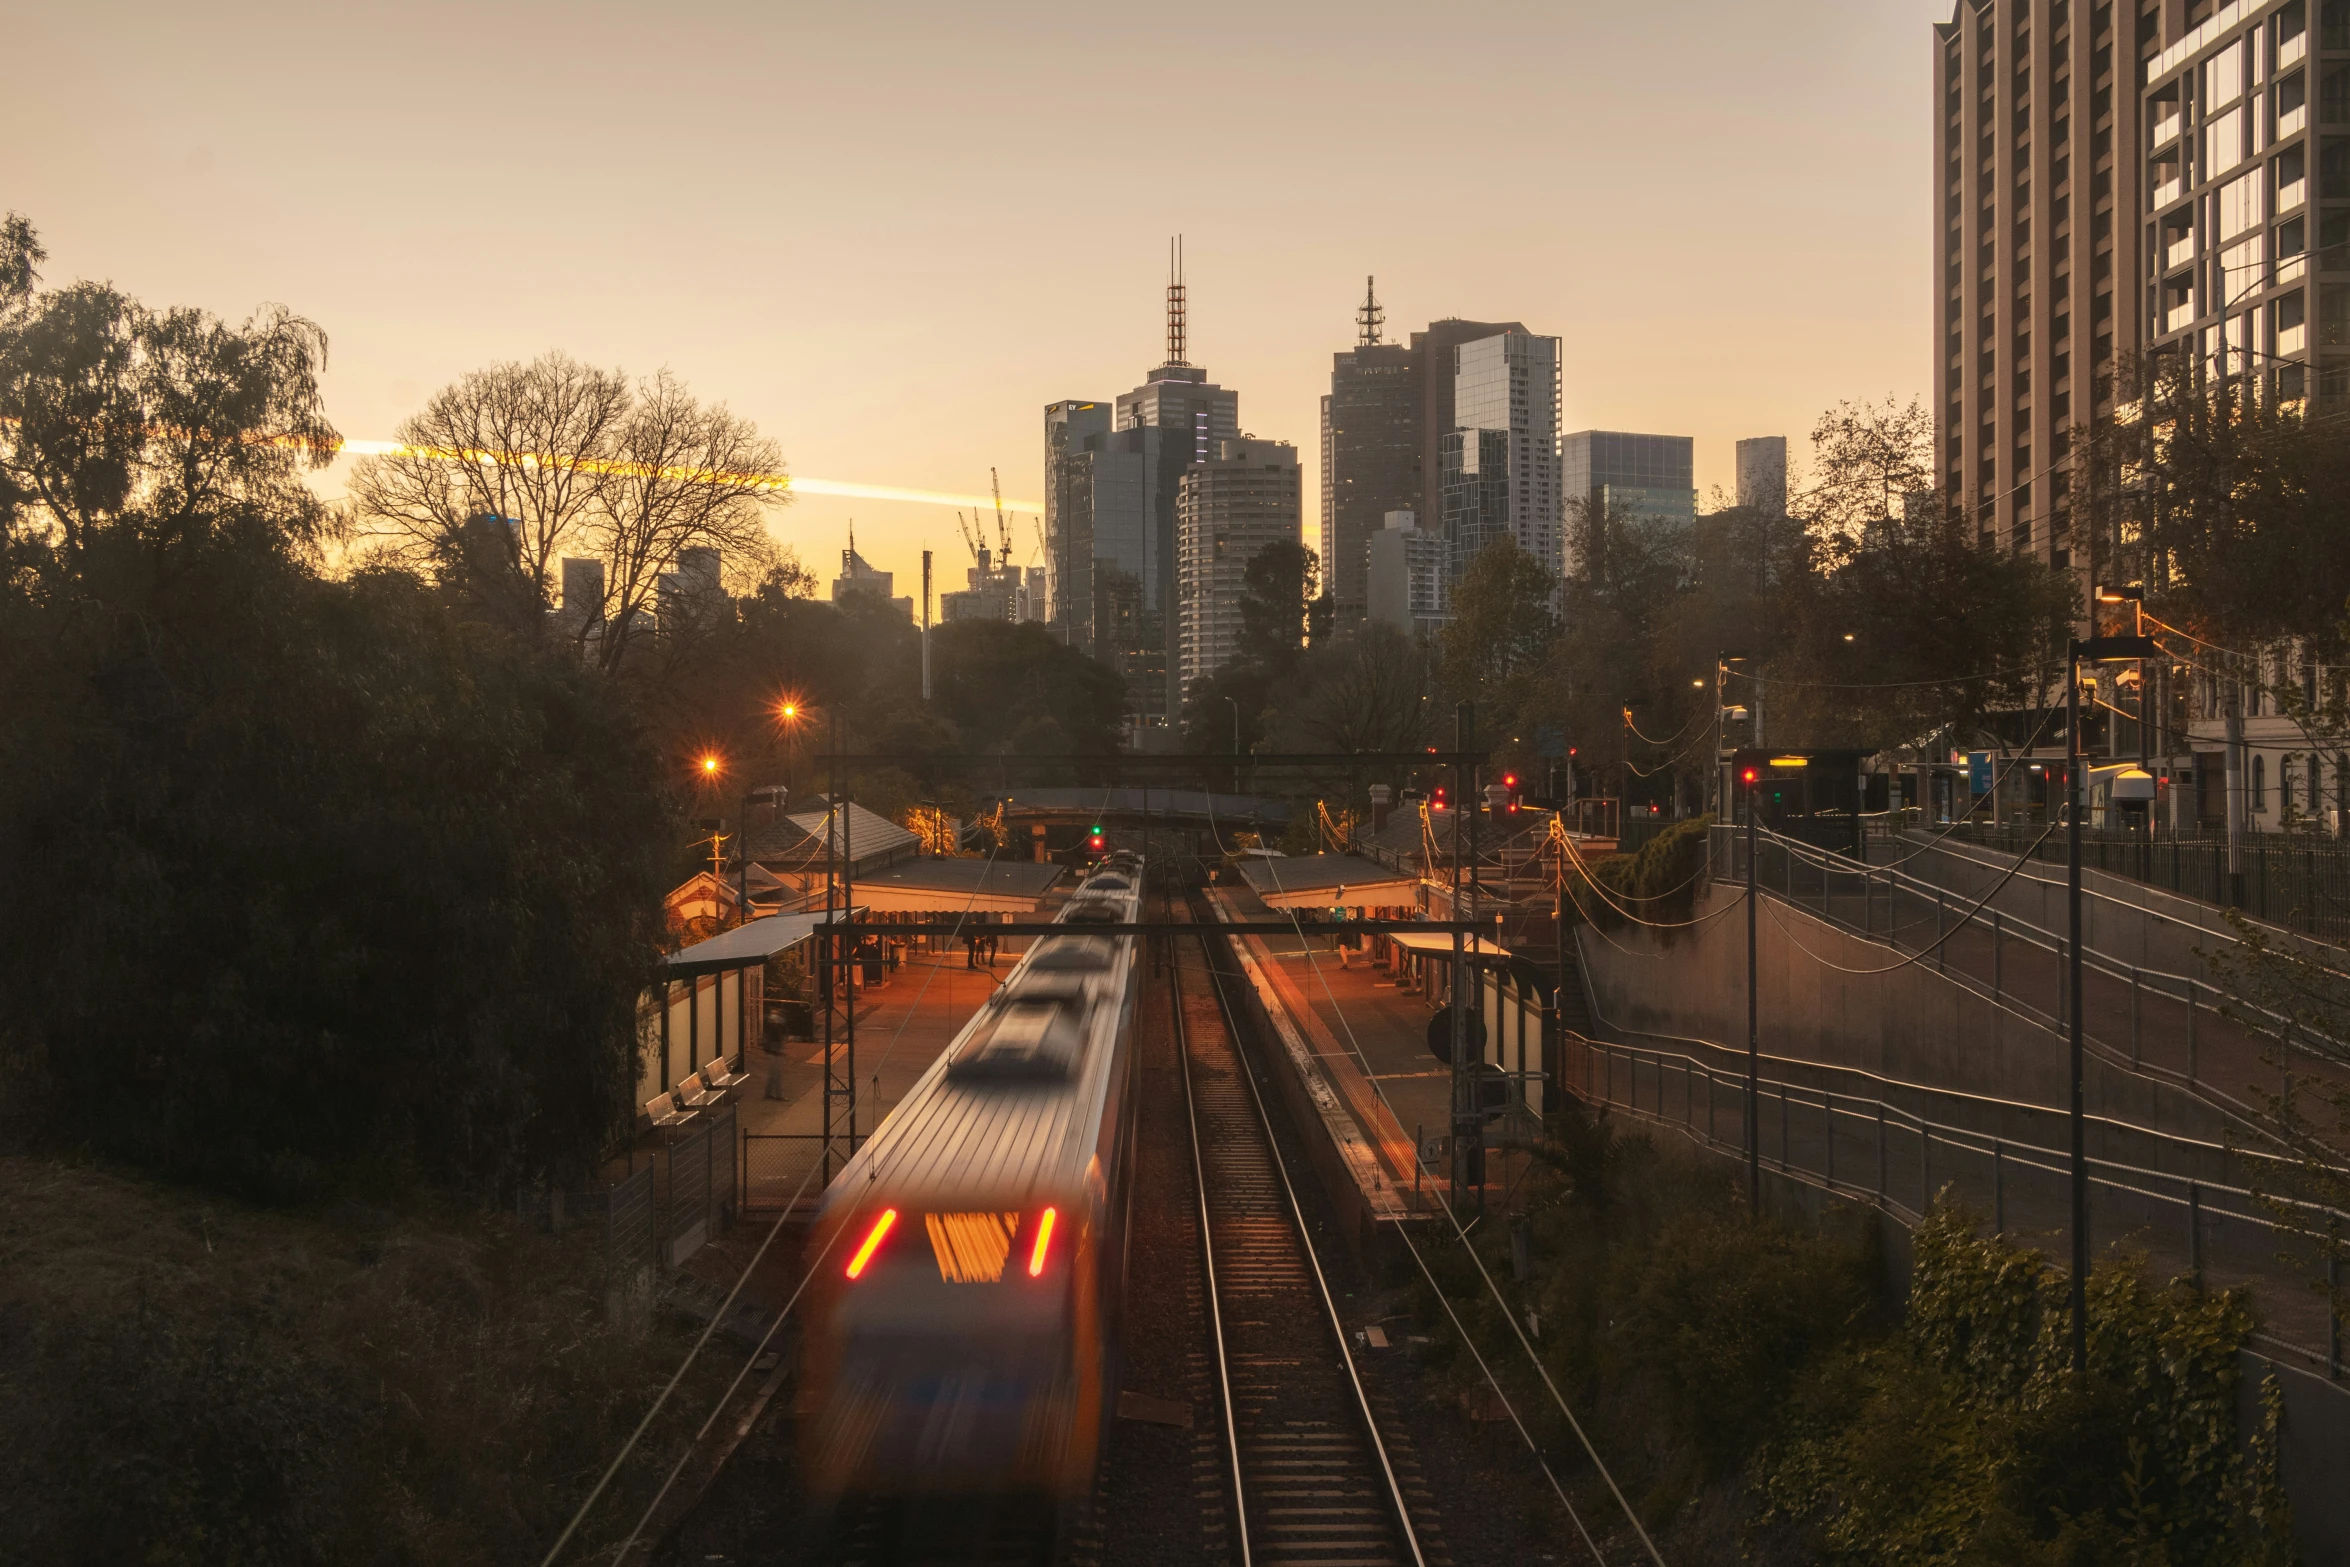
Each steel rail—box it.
[1181,901,1428,1567]
[1172,933,1255,1567]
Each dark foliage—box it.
[0,216,672,1196]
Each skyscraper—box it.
[1560,431,1696,575]
[1321,278,1419,627]
[1365,511,1451,635]
[1735,436,1788,515]
[1452,330,1564,574]
[1175,439,1301,691]
[1041,242,1242,727]
[1439,428,1512,580]
[1410,317,1527,530]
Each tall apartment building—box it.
[1365,510,1451,634]
[1321,279,1420,627]
[1175,439,1301,692]
[1043,398,1110,642]
[1438,428,1513,577]
[1736,435,1789,514]
[1933,0,2318,569]
[1452,331,1564,572]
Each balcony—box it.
[2280,30,2307,69]
[2280,105,2308,138]
[2152,110,2183,148]
[2165,301,2198,334]
[2280,323,2308,355]
[2278,253,2309,285]
[2278,177,2307,213]
[2155,176,2185,207]
[2166,234,2196,270]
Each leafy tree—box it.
[1439,535,1557,743]
[1236,536,1320,673]
[0,215,672,1197]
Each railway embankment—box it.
[0,1151,733,1564]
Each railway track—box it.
[1173,917,1446,1567]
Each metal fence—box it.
[1560,1026,2348,1386]
[603,1163,656,1323]
[650,1102,735,1267]
[1709,823,2340,1139]
[742,1129,865,1216]
[1937,823,2350,948]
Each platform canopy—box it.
[661,909,857,978]
[1383,929,1512,959]
[847,857,1066,913]
[1237,853,1419,909]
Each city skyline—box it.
[3,0,1953,603]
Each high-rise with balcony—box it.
[1175,439,1302,691]
[1934,0,2320,573]
[1451,331,1564,576]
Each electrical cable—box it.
[1200,790,1670,1567]
[545,828,1010,1566]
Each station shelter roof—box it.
[847,856,1066,913]
[661,909,858,978]
[1238,853,1420,909]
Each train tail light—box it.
[1028,1207,1058,1277]
[845,1208,898,1279]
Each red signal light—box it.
[1028,1207,1058,1277]
[1741,768,1759,786]
[1502,773,1519,788]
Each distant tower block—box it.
[1735,436,1788,516]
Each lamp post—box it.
[2066,627,2158,1377]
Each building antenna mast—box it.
[1357,274,1383,347]
[1165,234,1189,367]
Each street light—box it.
[2065,627,2158,1377]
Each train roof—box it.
[818,875,1142,1216]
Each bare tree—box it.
[1799,395,1936,540]
[348,356,788,666]
[348,353,630,620]
[594,371,784,673]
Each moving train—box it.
[797,856,1145,1516]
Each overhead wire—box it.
[545,825,1012,1566]
[1753,818,2058,978]
[1200,789,1668,1567]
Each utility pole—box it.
[1745,762,1760,1213]
[1450,704,1473,1206]
[2067,643,2089,1378]
[921,549,933,701]
[2226,669,2247,909]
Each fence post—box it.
[1992,912,2003,997]
[2186,986,2198,1087]
[1993,1140,2005,1233]
[1920,1123,1931,1215]
[1934,890,1946,972]
[1824,1090,1835,1189]
[1876,1102,1887,1202]
[1780,1082,1790,1167]
[2332,1239,2343,1384]
[2130,969,2142,1069]
[2187,1182,2203,1293]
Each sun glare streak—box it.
[331,437,1041,512]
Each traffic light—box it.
[1088,823,1105,852]
[1741,767,1759,786]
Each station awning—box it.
[1238,853,1419,909]
[846,857,1066,913]
[1383,929,1512,959]
[662,909,857,978]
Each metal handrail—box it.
[1563,1026,2348,1382]
[1744,823,2339,1071]
[1570,922,2305,1177]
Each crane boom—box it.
[990,467,1013,561]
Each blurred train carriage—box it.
[799,857,1145,1515]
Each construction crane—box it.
[955,508,988,568]
[990,467,1015,564]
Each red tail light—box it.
[1028,1207,1058,1277]
[846,1208,898,1279]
